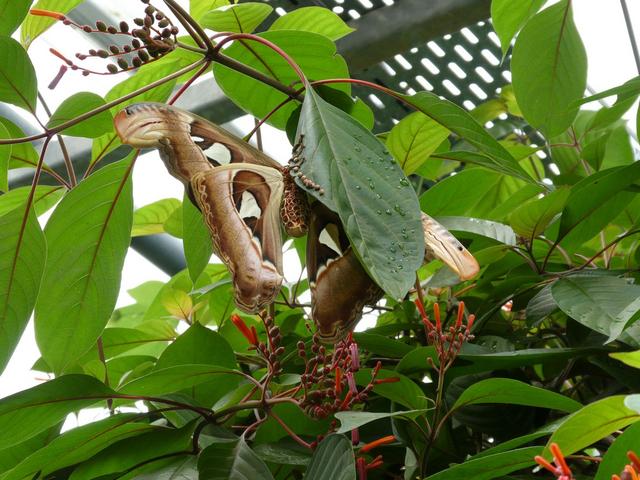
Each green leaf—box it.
[126,456,198,480]
[335,410,427,434]
[132,198,182,236]
[577,76,640,106]
[551,276,640,342]
[510,186,570,240]
[190,0,228,22]
[436,216,516,245]
[198,438,275,480]
[0,205,46,375]
[398,92,532,183]
[21,0,84,48]
[545,395,640,457]
[386,111,450,175]
[511,0,587,137]
[0,0,31,36]
[0,37,37,112]
[68,422,197,480]
[253,444,311,467]
[2,414,157,480]
[35,159,133,374]
[213,30,349,130]
[305,434,355,480]
[557,162,640,248]
[490,0,546,56]
[595,421,640,480]
[0,185,64,217]
[0,117,40,171]
[183,191,212,284]
[47,92,113,138]
[430,150,534,183]
[201,2,272,33]
[118,364,238,396]
[355,369,428,410]
[425,447,540,480]
[451,378,581,413]
[295,87,423,299]
[352,333,414,358]
[0,122,10,191]
[270,6,354,41]
[0,375,114,450]
[155,323,239,405]
[610,350,640,369]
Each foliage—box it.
[0,0,639,479]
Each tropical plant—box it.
[0,0,639,478]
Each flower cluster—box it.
[31,0,177,86]
[231,313,284,375]
[415,299,475,374]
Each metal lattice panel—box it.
[269,0,389,19]
[352,20,512,131]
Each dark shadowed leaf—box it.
[595,421,640,480]
[295,87,423,299]
[551,276,640,341]
[35,159,133,374]
[0,37,37,112]
[305,434,355,480]
[198,437,275,480]
[200,2,272,33]
[451,378,581,413]
[47,92,113,138]
[0,205,46,375]
[270,6,354,40]
[0,375,114,450]
[511,0,587,136]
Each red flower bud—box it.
[359,435,396,453]
[230,314,258,346]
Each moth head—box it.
[315,316,351,344]
[422,214,480,281]
[114,102,190,148]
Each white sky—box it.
[1,0,639,401]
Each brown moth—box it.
[308,203,479,343]
[114,102,307,313]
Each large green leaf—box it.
[551,276,640,341]
[0,37,37,112]
[155,323,239,405]
[127,456,198,480]
[436,216,516,245]
[0,375,114,450]
[557,162,640,248]
[201,2,272,33]
[35,159,133,374]
[398,92,533,183]
[0,205,46,375]
[545,395,640,458]
[190,0,228,22]
[490,0,546,56]
[270,6,354,41]
[47,92,113,138]
[2,414,156,480]
[510,186,570,240]
[68,422,197,480]
[295,87,423,299]
[305,434,355,480]
[429,150,534,183]
[386,111,450,175]
[335,410,427,434]
[425,447,540,480]
[21,0,84,48]
[451,378,581,413]
[511,0,587,137]
[182,191,212,283]
[198,438,275,480]
[213,30,349,129]
[132,198,182,236]
[0,0,31,36]
[118,364,238,396]
[610,350,640,369]
[355,368,428,410]
[0,117,39,172]
[595,421,640,480]
[0,185,64,217]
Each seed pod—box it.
[96,21,107,32]
[107,63,118,73]
[119,21,129,33]
[117,58,128,70]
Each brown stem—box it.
[169,60,211,105]
[269,409,312,449]
[163,0,214,52]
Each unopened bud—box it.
[96,21,107,32]
[107,64,118,73]
[117,58,128,69]
[119,21,129,33]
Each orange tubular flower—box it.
[625,465,639,480]
[30,9,66,20]
[230,314,258,345]
[629,451,640,471]
[359,435,396,453]
[550,443,572,477]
